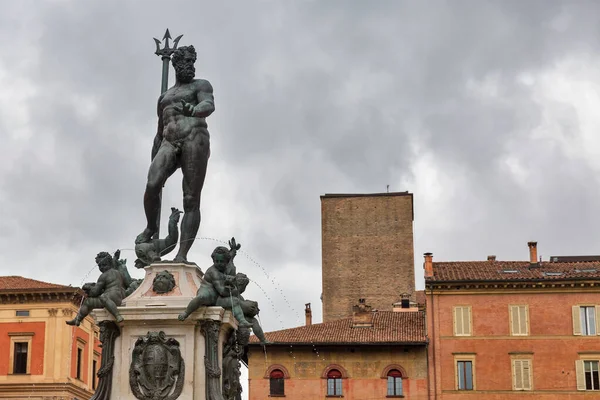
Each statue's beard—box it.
[175,66,195,83]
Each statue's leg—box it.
[230,297,252,328]
[173,135,209,262]
[249,317,269,344]
[178,287,216,320]
[66,298,101,326]
[101,294,124,323]
[138,142,178,243]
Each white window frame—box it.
[454,354,476,391]
[572,305,600,336]
[76,338,86,381]
[511,357,533,390]
[509,305,529,336]
[8,333,34,374]
[576,356,600,391]
[453,306,472,336]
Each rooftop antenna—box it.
[386,184,390,193]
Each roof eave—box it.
[248,340,427,347]
[426,277,600,285]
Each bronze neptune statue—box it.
[136,45,214,263]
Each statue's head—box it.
[95,252,113,272]
[241,299,259,317]
[234,273,250,293]
[172,45,196,83]
[211,246,231,272]
[152,270,176,294]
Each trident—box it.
[154,29,183,94]
[151,29,183,239]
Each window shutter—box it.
[454,307,462,335]
[524,306,530,335]
[464,307,471,336]
[595,306,600,336]
[513,360,523,389]
[522,360,531,390]
[575,360,585,390]
[573,306,582,336]
[520,306,528,335]
[510,306,518,335]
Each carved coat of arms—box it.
[129,331,185,400]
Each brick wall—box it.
[248,344,428,400]
[427,288,600,398]
[321,193,415,322]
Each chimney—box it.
[487,255,496,262]
[305,303,312,326]
[352,299,374,327]
[393,292,418,312]
[528,242,538,263]
[401,292,410,308]
[424,253,433,278]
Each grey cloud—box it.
[2,1,600,340]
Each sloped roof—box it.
[427,261,600,283]
[249,311,426,345]
[415,290,426,306]
[0,276,72,291]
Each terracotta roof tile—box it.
[0,276,71,291]
[427,261,600,282]
[249,311,426,345]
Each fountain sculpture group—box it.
[67,37,266,400]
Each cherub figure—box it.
[66,252,126,326]
[215,272,270,344]
[178,245,251,327]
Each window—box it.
[15,310,29,317]
[327,369,343,396]
[92,359,98,390]
[457,361,473,390]
[577,360,600,391]
[573,306,600,336]
[581,307,597,335]
[13,343,28,374]
[76,347,83,380]
[387,369,403,396]
[510,305,529,336]
[585,361,599,391]
[269,369,284,396]
[453,306,472,336]
[9,334,33,374]
[512,359,532,390]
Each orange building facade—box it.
[425,242,600,399]
[0,276,101,399]
[248,302,429,400]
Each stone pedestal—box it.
[93,262,237,400]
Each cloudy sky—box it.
[3,0,600,345]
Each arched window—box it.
[327,369,343,396]
[269,369,285,396]
[387,369,403,396]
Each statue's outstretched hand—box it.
[228,237,241,252]
[170,207,183,222]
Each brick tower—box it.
[321,192,415,322]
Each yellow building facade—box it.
[0,276,101,400]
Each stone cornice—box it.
[426,280,600,293]
[0,288,84,306]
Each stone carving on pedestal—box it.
[90,321,120,400]
[152,270,176,294]
[222,327,250,400]
[129,331,185,400]
[201,320,224,400]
